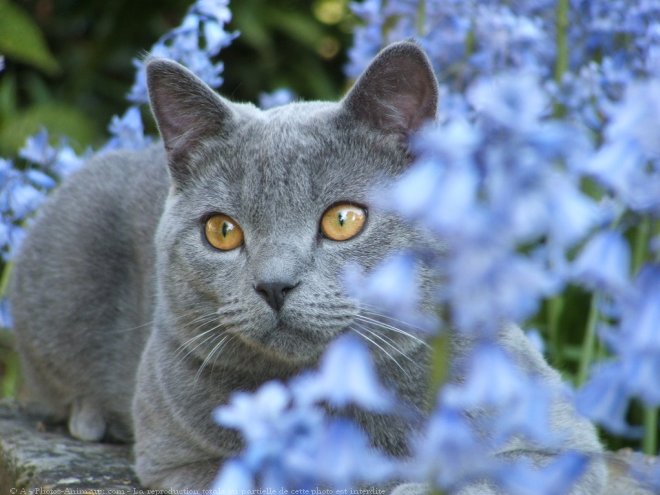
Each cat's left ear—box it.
[146,58,234,184]
[342,41,438,140]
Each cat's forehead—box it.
[229,102,401,199]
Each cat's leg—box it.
[68,397,106,442]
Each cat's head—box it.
[147,41,438,366]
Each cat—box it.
[9,41,607,493]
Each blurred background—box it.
[0,0,354,157]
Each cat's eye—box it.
[205,214,244,251]
[320,203,367,241]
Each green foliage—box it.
[0,0,353,157]
[0,0,59,74]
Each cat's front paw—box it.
[68,397,106,442]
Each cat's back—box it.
[12,143,169,309]
[9,143,169,438]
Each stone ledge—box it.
[0,400,139,494]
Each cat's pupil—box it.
[222,222,230,237]
[338,212,346,227]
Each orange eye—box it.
[320,203,367,241]
[205,214,244,251]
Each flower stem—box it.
[577,295,598,386]
[429,329,451,395]
[643,408,659,455]
[631,217,658,455]
[0,261,12,298]
[632,217,651,274]
[416,0,426,36]
[547,296,564,368]
[554,0,569,83]
[428,322,451,495]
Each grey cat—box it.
[9,42,607,493]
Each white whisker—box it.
[355,313,431,349]
[352,321,421,367]
[351,328,409,377]
[174,325,222,361]
[194,335,231,385]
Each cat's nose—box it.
[254,281,299,312]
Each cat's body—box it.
[10,42,606,493]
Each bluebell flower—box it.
[283,418,395,489]
[25,170,56,190]
[7,183,45,221]
[128,0,237,104]
[214,380,292,444]
[213,459,254,492]
[0,298,12,329]
[103,106,152,152]
[259,89,295,110]
[496,451,589,495]
[195,0,232,23]
[585,80,660,213]
[291,334,392,411]
[407,404,487,489]
[468,72,549,133]
[19,129,56,166]
[0,219,25,261]
[443,343,553,443]
[214,342,395,490]
[53,142,86,177]
[576,362,636,435]
[343,252,422,323]
[572,231,631,293]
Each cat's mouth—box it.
[230,319,341,363]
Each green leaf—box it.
[0,0,60,75]
[0,102,100,155]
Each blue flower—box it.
[292,334,392,412]
[496,451,589,495]
[7,182,45,221]
[195,0,232,23]
[409,406,484,488]
[25,170,56,190]
[283,418,395,489]
[19,129,56,166]
[53,142,86,177]
[103,107,152,152]
[128,0,237,103]
[214,380,292,444]
[0,298,12,329]
[259,89,295,110]
[572,231,631,293]
[576,362,636,435]
[443,343,553,443]
[213,459,254,492]
[342,253,422,324]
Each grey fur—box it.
[9,41,606,493]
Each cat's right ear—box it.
[341,41,438,143]
[146,59,233,184]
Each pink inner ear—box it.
[400,90,436,135]
[343,42,439,138]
